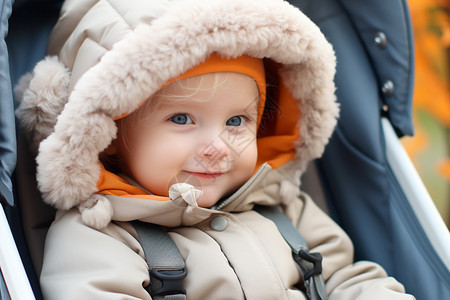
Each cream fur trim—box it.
[15,56,71,154]
[18,0,338,229]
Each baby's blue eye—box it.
[170,114,192,125]
[226,116,244,126]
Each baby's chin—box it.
[195,188,225,208]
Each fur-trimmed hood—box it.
[16,0,338,229]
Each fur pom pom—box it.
[15,56,71,153]
[79,194,114,229]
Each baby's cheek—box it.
[241,141,258,170]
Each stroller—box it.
[1,0,449,299]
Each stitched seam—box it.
[104,0,133,29]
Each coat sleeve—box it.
[40,209,151,300]
[283,192,415,300]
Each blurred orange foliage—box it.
[439,159,450,180]
[407,0,450,177]
[406,0,449,225]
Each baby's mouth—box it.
[185,171,223,179]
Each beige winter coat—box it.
[15,0,415,299]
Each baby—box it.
[16,0,415,299]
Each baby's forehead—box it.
[158,72,258,95]
[152,91,259,111]
[151,73,259,105]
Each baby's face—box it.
[117,72,259,207]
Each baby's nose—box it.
[197,135,231,160]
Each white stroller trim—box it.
[382,118,450,269]
[0,208,35,300]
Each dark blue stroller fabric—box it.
[1,1,449,300]
[0,2,15,299]
[0,0,15,208]
[292,1,449,299]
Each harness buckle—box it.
[295,249,323,281]
[150,268,187,297]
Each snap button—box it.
[374,31,387,48]
[382,80,395,96]
[210,216,228,231]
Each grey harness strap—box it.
[132,221,187,300]
[133,205,328,300]
[254,205,328,300]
